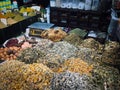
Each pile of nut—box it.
[0,46,21,60]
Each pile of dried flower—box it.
[0,60,53,90]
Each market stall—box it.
[0,0,120,90]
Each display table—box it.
[0,14,40,44]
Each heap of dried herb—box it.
[0,60,53,90]
[63,33,83,47]
[17,48,45,64]
[102,41,120,65]
[91,64,120,90]
[51,71,101,90]
[57,58,93,75]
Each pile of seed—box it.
[0,60,53,90]
[51,71,101,90]
[57,58,93,75]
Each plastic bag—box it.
[107,9,119,41]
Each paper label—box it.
[1,18,7,25]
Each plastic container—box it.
[67,0,72,8]
[56,0,61,7]
[91,0,99,11]
[78,2,85,9]
[50,0,56,7]
[12,0,18,9]
[85,0,92,10]
[61,0,67,8]
[72,0,79,9]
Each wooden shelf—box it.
[50,7,110,32]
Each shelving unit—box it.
[50,7,110,32]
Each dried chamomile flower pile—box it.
[51,71,101,90]
[57,58,93,75]
[35,40,78,62]
[46,41,78,60]
[37,54,62,72]
[0,60,53,90]
[76,47,97,63]
[19,63,53,90]
[33,39,55,53]
[17,48,45,64]
[101,41,120,65]
[91,64,120,90]
[80,38,104,53]
[0,60,27,90]
[63,33,83,47]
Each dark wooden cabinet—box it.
[50,7,110,32]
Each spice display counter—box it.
[0,14,40,44]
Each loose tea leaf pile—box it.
[37,54,62,72]
[102,41,120,65]
[17,48,45,64]
[63,33,83,47]
[81,38,104,53]
[76,46,97,63]
[34,39,78,62]
[91,64,120,90]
